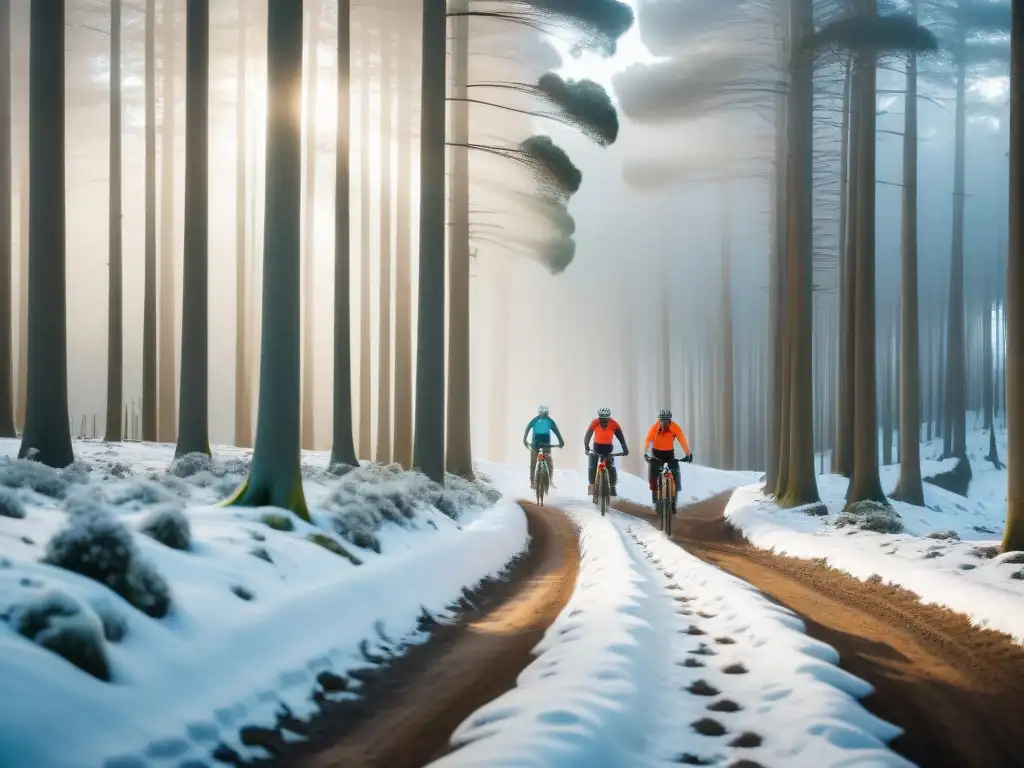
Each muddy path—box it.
[615,495,1024,768]
[254,502,578,768]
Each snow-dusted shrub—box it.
[139,505,191,551]
[834,501,904,534]
[62,461,93,486]
[110,478,178,508]
[0,458,68,498]
[183,471,218,489]
[106,462,133,479]
[326,462,357,478]
[323,464,499,551]
[208,474,245,497]
[10,589,111,680]
[88,596,128,643]
[260,512,295,532]
[441,472,501,512]
[43,508,172,618]
[0,487,26,519]
[63,486,109,517]
[996,550,1024,565]
[169,452,214,479]
[147,472,193,498]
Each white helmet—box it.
[537,404,550,415]
[597,407,611,419]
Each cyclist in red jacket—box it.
[583,407,629,497]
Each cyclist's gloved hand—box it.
[684,454,693,464]
[622,449,629,457]
[644,453,651,462]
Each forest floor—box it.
[250,502,580,768]
[614,495,1024,768]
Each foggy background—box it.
[7,0,1008,476]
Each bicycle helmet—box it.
[538,404,549,416]
[658,408,672,421]
[597,407,611,419]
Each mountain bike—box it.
[589,451,626,517]
[533,446,552,506]
[646,456,677,536]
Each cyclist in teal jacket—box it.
[523,405,565,489]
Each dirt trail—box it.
[615,495,1024,768]
[259,502,578,768]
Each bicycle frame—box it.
[657,462,676,535]
[589,450,626,516]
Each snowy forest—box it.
[4,0,1015,538]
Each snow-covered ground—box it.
[0,439,527,768]
[726,423,1024,643]
[445,464,911,767]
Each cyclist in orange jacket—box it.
[584,407,629,497]
[643,409,692,506]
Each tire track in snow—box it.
[612,513,912,767]
[619,493,1024,768]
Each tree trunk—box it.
[836,61,859,478]
[766,7,788,491]
[944,25,969,465]
[392,24,414,469]
[846,35,887,506]
[357,25,372,460]
[892,47,924,502]
[881,317,893,466]
[376,26,394,465]
[833,56,851,468]
[779,0,820,508]
[228,0,309,520]
[0,0,14,439]
[412,0,447,483]
[15,125,26,432]
[984,278,1003,467]
[300,0,319,451]
[143,0,158,441]
[174,0,210,459]
[234,0,251,448]
[104,0,123,442]
[19,0,72,467]
[720,178,734,469]
[445,0,473,478]
[330,0,357,468]
[159,0,177,443]
[1008,0,1023,549]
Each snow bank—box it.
[0,439,527,768]
[433,503,910,767]
[727,483,1024,643]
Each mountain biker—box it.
[523,404,565,489]
[643,409,692,506]
[584,407,629,497]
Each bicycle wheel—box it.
[599,472,609,517]
[536,466,548,506]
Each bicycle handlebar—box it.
[588,451,627,458]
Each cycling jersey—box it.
[587,418,622,446]
[644,421,691,454]
[524,415,563,446]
